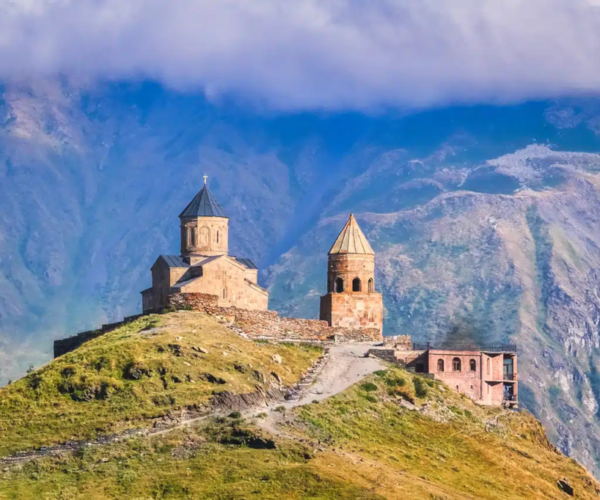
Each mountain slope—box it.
[1,356,598,499]
[0,311,320,456]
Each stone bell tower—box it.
[319,214,383,332]
[179,176,229,264]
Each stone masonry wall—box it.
[168,292,381,342]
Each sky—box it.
[1,0,600,110]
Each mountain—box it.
[2,79,600,474]
[1,312,599,499]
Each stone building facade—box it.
[388,342,519,407]
[320,215,383,332]
[141,179,269,313]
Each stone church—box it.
[141,179,269,313]
[320,214,383,332]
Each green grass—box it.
[2,367,599,499]
[0,311,321,457]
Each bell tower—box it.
[319,214,383,332]
[179,176,229,263]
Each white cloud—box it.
[1,0,600,110]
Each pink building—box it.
[398,343,518,408]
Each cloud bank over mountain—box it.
[1,0,600,109]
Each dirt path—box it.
[247,342,384,435]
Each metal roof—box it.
[233,257,258,269]
[159,255,189,268]
[179,184,227,218]
[328,214,374,255]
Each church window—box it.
[487,358,491,376]
[437,359,444,372]
[470,359,477,372]
[190,227,196,247]
[352,278,361,292]
[368,278,374,293]
[217,230,220,244]
[334,278,344,293]
[453,358,461,372]
[222,289,227,299]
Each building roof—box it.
[328,214,374,255]
[179,183,227,219]
[233,257,258,270]
[157,255,189,268]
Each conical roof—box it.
[328,214,374,255]
[179,183,227,218]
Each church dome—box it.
[179,181,227,218]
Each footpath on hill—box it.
[247,343,384,437]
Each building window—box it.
[453,358,461,372]
[334,278,344,293]
[470,385,473,390]
[190,227,196,247]
[352,277,362,292]
[487,358,491,376]
[368,278,374,293]
[437,359,444,372]
[222,289,227,299]
[470,359,476,372]
[217,230,220,244]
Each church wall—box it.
[175,258,268,311]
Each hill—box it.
[0,315,598,499]
[0,311,321,457]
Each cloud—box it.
[1,0,600,110]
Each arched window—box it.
[216,230,220,244]
[352,278,361,292]
[437,359,444,372]
[487,358,491,375]
[334,278,344,293]
[222,289,227,299]
[470,359,477,372]
[453,358,461,372]
[190,227,196,247]
[368,278,374,293]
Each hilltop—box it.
[0,311,321,457]
[0,311,599,499]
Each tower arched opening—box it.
[334,278,344,293]
[352,277,362,292]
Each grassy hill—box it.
[0,314,599,499]
[0,311,321,457]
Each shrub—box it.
[374,370,387,377]
[228,411,242,419]
[361,382,378,393]
[413,378,428,398]
[365,395,378,403]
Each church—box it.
[141,178,269,313]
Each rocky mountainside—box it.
[2,80,600,474]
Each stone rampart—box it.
[53,314,143,358]
[383,335,412,350]
[168,292,382,343]
[54,292,381,358]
